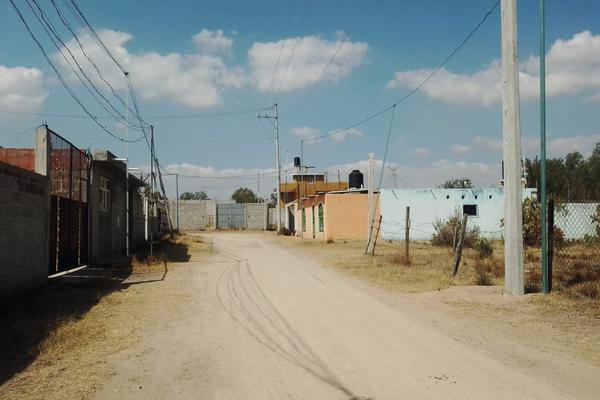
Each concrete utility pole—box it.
[501,0,524,295]
[175,173,179,231]
[368,153,375,239]
[258,104,281,233]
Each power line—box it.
[8,0,142,143]
[26,0,142,130]
[261,0,299,107]
[288,0,368,125]
[274,0,312,100]
[302,0,500,144]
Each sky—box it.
[1,0,599,199]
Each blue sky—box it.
[1,0,599,198]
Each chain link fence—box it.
[552,202,600,298]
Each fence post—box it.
[453,213,469,276]
[405,206,410,262]
[546,199,554,293]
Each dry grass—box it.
[0,233,211,400]
[279,237,506,292]
[277,235,600,366]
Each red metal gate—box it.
[47,129,90,275]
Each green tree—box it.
[231,187,258,203]
[179,191,208,200]
[441,178,472,188]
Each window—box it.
[318,203,324,232]
[302,208,306,232]
[100,177,111,213]
[463,204,478,217]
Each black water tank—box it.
[294,156,301,167]
[349,170,363,189]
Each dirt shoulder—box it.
[0,234,211,400]
[276,235,600,368]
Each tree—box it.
[231,187,258,203]
[179,191,208,200]
[441,178,472,189]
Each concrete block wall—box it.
[168,200,207,231]
[0,161,49,297]
[246,203,268,230]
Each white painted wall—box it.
[380,188,536,241]
[555,203,599,240]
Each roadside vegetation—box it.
[0,233,210,400]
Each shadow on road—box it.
[0,237,190,386]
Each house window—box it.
[302,208,306,232]
[100,177,111,213]
[318,203,324,232]
[463,204,478,217]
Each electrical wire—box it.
[288,0,368,125]
[274,0,312,101]
[261,0,299,107]
[8,0,143,143]
[302,0,500,143]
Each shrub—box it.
[474,262,494,286]
[474,238,493,258]
[431,210,480,248]
[505,198,566,247]
[593,204,600,239]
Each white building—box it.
[380,188,537,241]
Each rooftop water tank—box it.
[349,170,363,189]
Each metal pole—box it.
[175,173,179,231]
[150,125,154,258]
[125,73,130,257]
[501,0,524,295]
[274,103,281,233]
[540,0,549,294]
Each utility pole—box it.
[257,169,260,202]
[175,173,179,231]
[124,74,130,258]
[150,125,154,258]
[388,165,399,187]
[501,0,524,295]
[258,103,281,233]
[367,153,375,241]
[539,0,549,294]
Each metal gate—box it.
[216,203,245,229]
[48,129,90,275]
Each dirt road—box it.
[90,232,599,400]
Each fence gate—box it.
[216,203,245,229]
[48,129,90,275]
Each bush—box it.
[508,198,566,247]
[474,238,493,258]
[593,204,600,239]
[431,210,480,248]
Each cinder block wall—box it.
[246,203,267,230]
[168,200,207,230]
[0,161,49,297]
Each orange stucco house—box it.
[288,189,380,241]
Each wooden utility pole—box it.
[405,206,410,262]
[501,0,524,295]
[453,214,468,276]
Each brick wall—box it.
[0,148,35,171]
[0,161,49,297]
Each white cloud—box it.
[450,143,472,156]
[328,127,363,142]
[248,35,368,92]
[0,65,47,112]
[326,158,500,188]
[54,29,246,108]
[413,147,430,157]
[386,31,600,105]
[192,29,234,55]
[451,133,600,159]
[291,126,320,140]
